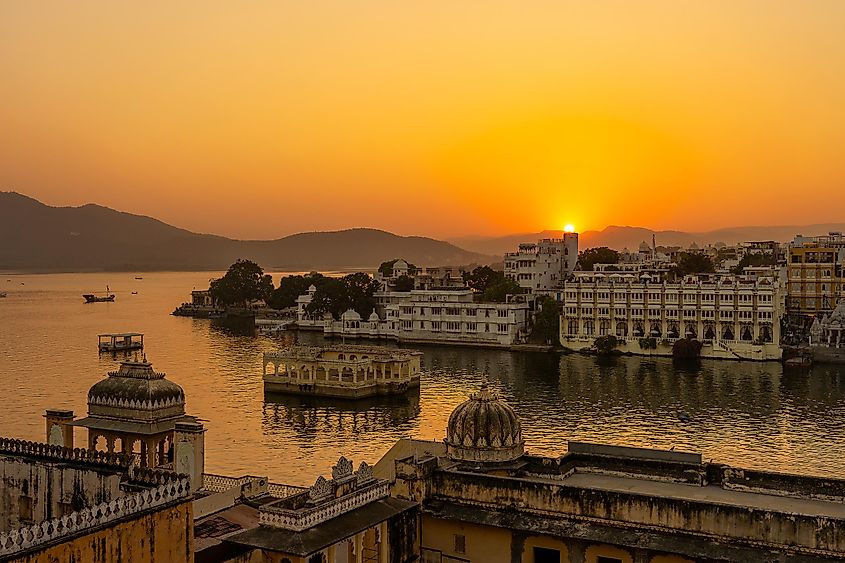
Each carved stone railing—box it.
[0,477,191,556]
[0,437,132,469]
[202,474,304,498]
[259,480,389,532]
[268,483,307,498]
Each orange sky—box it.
[2,1,845,239]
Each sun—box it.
[563,224,575,233]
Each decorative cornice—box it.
[88,394,184,411]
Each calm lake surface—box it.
[2,272,845,486]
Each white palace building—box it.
[560,272,785,360]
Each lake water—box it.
[2,272,845,486]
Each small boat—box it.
[83,285,115,303]
[135,276,143,280]
[0,292,6,298]
[131,291,138,295]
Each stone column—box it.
[354,532,363,563]
[567,539,586,563]
[44,410,75,448]
[379,521,388,563]
[106,435,115,453]
[146,438,157,467]
[140,441,148,467]
[632,548,650,563]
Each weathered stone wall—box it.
[7,500,192,563]
[429,470,845,552]
[0,456,122,532]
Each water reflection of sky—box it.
[2,272,845,486]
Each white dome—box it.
[368,311,380,321]
[341,309,362,321]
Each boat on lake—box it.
[0,292,6,298]
[83,286,115,303]
[98,332,144,353]
[263,344,422,399]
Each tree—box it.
[594,335,619,355]
[673,252,715,277]
[267,273,326,309]
[343,272,380,318]
[577,247,619,271]
[209,259,273,306]
[462,266,500,293]
[731,252,775,275]
[378,259,418,277]
[483,277,523,303]
[305,272,380,319]
[393,275,415,292]
[531,296,560,344]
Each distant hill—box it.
[450,223,845,255]
[0,192,493,272]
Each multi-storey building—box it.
[324,289,531,347]
[787,232,845,316]
[504,234,578,294]
[559,272,784,360]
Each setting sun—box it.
[564,224,576,233]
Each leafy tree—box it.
[483,277,523,303]
[208,259,273,306]
[531,296,560,344]
[462,266,500,293]
[305,272,380,319]
[594,335,619,355]
[731,252,775,275]
[393,275,415,292]
[268,273,326,309]
[577,247,619,271]
[343,272,380,318]
[378,259,418,277]
[673,252,715,277]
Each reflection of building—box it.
[50,358,207,490]
[504,235,579,294]
[389,384,845,562]
[787,232,845,316]
[560,273,784,360]
[263,344,422,398]
[0,438,192,562]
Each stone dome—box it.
[368,311,380,322]
[445,384,524,463]
[88,359,185,421]
[341,309,362,321]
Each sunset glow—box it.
[2,1,845,239]
[564,225,576,234]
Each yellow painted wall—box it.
[422,514,511,562]
[10,501,193,563]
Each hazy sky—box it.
[2,1,845,239]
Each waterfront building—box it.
[263,344,422,398]
[324,289,531,347]
[47,357,207,490]
[559,273,784,360]
[0,438,192,562]
[297,283,532,347]
[375,259,468,291]
[787,232,845,316]
[389,384,845,562]
[504,235,579,294]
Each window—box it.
[431,321,441,331]
[498,324,508,333]
[596,558,623,563]
[466,322,477,331]
[446,322,461,331]
[498,309,509,318]
[454,534,466,554]
[533,547,561,563]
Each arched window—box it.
[616,322,628,337]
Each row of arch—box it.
[88,432,173,468]
[567,320,774,343]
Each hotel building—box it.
[559,272,784,360]
[787,232,845,316]
[504,235,579,294]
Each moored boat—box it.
[83,285,115,303]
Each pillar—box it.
[567,540,586,563]
[107,435,115,453]
[354,532,363,563]
[146,438,157,467]
[140,441,148,467]
[174,420,206,491]
[379,521,388,563]
[44,410,75,448]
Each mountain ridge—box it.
[0,192,493,272]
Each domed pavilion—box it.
[67,357,202,468]
[444,383,524,464]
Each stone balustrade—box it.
[259,480,389,532]
[0,437,132,469]
[0,477,191,556]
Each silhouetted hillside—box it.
[0,192,492,272]
[450,223,845,255]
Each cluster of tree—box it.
[531,296,560,344]
[577,247,619,272]
[671,252,715,277]
[209,259,274,306]
[731,252,776,275]
[462,266,523,302]
[267,272,327,310]
[378,258,418,277]
[306,272,381,320]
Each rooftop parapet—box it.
[0,437,132,470]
